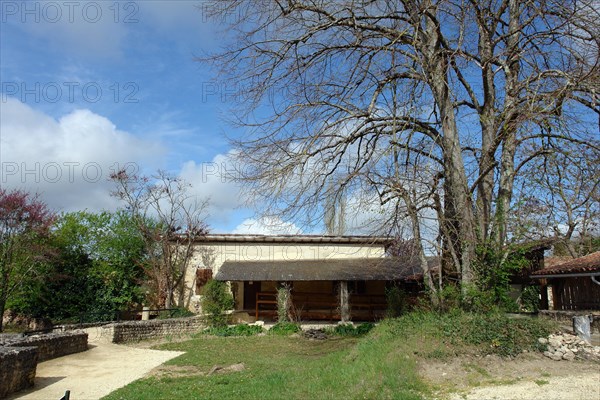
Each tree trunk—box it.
[494,0,522,250]
[421,10,477,289]
[401,188,439,306]
[0,296,5,332]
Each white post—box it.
[339,281,350,323]
[141,306,150,320]
[547,286,554,310]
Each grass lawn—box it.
[102,312,553,400]
[102,332,429,400]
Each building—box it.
[184,234,424,321]
[531,251,600,311]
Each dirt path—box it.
[447,372,599,400]
[421,353,600,400]
[9,337,183,400]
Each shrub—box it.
[157,307,195,319]
[355,322,376,335]
[385,286,407,318]
[470,243,528,312]
[443,312,553,356]
[201,279,234,328]
[269,321,301,335]
[519,285,540,312]
[329,322,375,337]
[379,310,554,357]
[333,323,357,336]
[277,284,292,322]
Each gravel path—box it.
[448,372,600,400]
[9,340,183,400]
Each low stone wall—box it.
[0,346,38,399]
[2,331,88,362]
[102,316,205,343]
[539,310,600,333]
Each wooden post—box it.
[539,279,549,310]
[339,281,350,323]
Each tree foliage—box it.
[7,211,147,323]
[0,189,54,331]
[201,279,234,328]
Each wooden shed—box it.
[531,251,600,311]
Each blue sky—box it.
[0,1,290,233]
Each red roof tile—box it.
[532,251,600,276]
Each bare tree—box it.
[202,1,599,291]
[512,142,600,256]
[110,170,209,309]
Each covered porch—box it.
[215,258,420,322]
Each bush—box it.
[470,242,528,312]
[355,322,376,335]
[157,307,195,319]
[380,310,554,357]
[519,285,540,312]
[269,321,301,335]
[203,324,264,337]
[445,312,553,356]
[201,280,234,328]
[329,322,375,337]
[277,284,292,322]
[385,286,407,318]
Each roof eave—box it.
[531,272,600,279]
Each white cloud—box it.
[178,151,249,229]
[232,217,302,235]
[0,97,165,212]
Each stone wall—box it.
[539,310,600,333]
[3,331,89,362]
[0,346,38,399]
[102,316,205,343]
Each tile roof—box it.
[531,251,600,277]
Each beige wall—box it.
[183,241,386,312]
[192,242,385,270]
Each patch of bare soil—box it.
[148,364,205,378]
[420,352,600,399]
[149,363,246,379]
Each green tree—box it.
[201,280,234,328]
[9,211,147,323]
[0,189,54,332]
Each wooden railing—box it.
[255,292,278,319]
[254,291,387,321]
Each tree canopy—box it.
[204,0,600,294]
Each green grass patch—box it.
[202,323,264,337]
[103,327,428,400]
[102,310,554,400]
